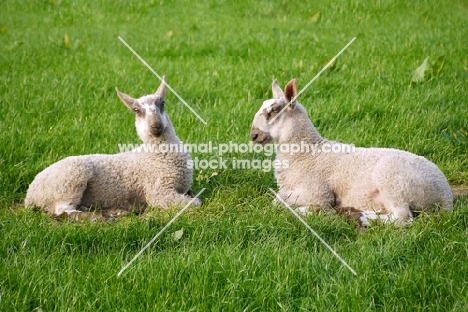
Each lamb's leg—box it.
[360,209,413,226]
[173,192,202,207]
[55,209,129,222]
[367,168,412,225]
[381,206,413,225]
[371,186,413,225]
[25,157,94,216]
[336,207,368,225]
[335,205,412,227]
[274,186,334,215]
[52,176,93,216]
[55,211,105,222]
[147,190,202,210]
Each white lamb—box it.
[250,79,453,225]
[25,77,200,219]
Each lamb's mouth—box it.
[253,137,271,145]
[150,126,164,136]
[250,128,271,145]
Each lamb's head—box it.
[116,76,169,142]
[250,79,299,145]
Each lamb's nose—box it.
[150,123,163,136]
[151,122,162,130]
[250,131,259,141]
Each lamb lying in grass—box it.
[25,77,200,220]
[250,79,453,226]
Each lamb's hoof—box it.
[294,206,310,216]
[185,189,202,206]
[391,217,413,227]
[53,211,90,222]
[101,209,131,220]
[53,212,69,221]
[190,198,202,206]
[53,211,109,222]
[335,207,368,227]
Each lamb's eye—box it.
[271,108,279,113]
[133,107,141,114]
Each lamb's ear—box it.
[116,88,137,111]
[272,79,285,99]
[284,79,298,110]
[155,75,167,99]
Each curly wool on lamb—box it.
[25,77,200,218]
[250,79,453,226]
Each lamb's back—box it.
[82,151,193,209]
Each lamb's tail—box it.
[185,189,195,197]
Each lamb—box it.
[250,79,453,225]
[25,77,200,220]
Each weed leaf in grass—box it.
[63,33,71,49]
[310,11,321,23]
[411,56,430,83]
[173,228,184,241]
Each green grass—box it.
[1,0,468,310]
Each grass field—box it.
[1,0,468,310]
